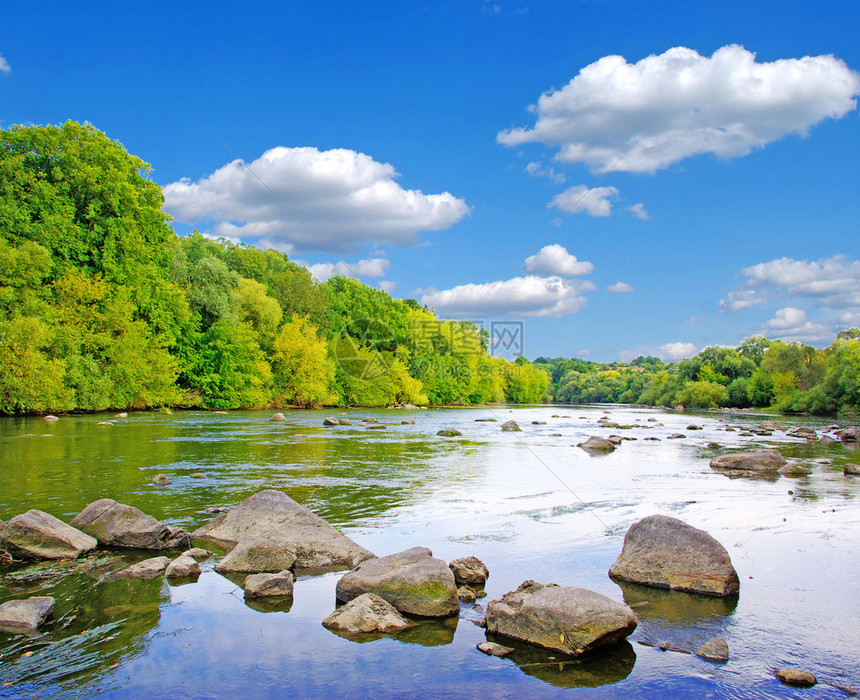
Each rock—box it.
[531,421,547,425]
[0,596,54,632]
[609,515,739,596]
[336,546,459,617]
[578,436,615,452]
[437,429,462,437]
[116,412,128,418]
[647,418,657,422]
[366,425,386,430]
[71,498,189,550]
[214,535,298,573]
[190,472,207,479]
[695,637,729,662]
[458,585,477,603]
[775,668,817,687]
[838,427,860,442]
[673,405,685,411]
[667,434,686,439]
[475,418,497,422]
[788,426,817,439]
[401,419,415,425]
[323,417,339,426]
[165,553,200,578]
[477,641,513,657]
[449,556,489,586]
[204,506,228,514]
[607,435,623,445]
[322,592,410,635]
[687,425,703,430]
[500,420,521,432]
[599,421,621,429]
[1,510,97,560]
[759,421,781,430]
[184,547,213,561]
[113,556,171,579]
[192,490,375,569]
[98,421,113,426]
[844,464,860,476]
[244,570,294,598]
[152,474,172,486]
[270,412,286,422]
[338,418,353,425]
[779,464,812,477]
[43,415,59,422]
[710,448,786,473]
[486,580,637,656]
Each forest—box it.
[0,121,549,413]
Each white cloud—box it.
[719,289,768,312]
[304,257,390,282]
[837,311,860,328]
[525,161,566,183]
[420,275,595,319]
[739,255,860,308]
[379,280,397,294]
[498,45,860,173]
[685,314,705,325]
[607,281,633,293]
[549,185,618,217]
[524,244,593,276]
[0,53,10,74]
[577,349,592,357]
[627,203,649,220]
[654,342,699,361]
[163,146,469,254]
[763,307,807,330]
[760,307,834,343]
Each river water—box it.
[1,405,858,698]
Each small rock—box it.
[0,596,54,632]
[270,413,286,422]
[695,637,729,662]
[366,424,386,430]
[339,418,353,425]
[476,590,487,599]
[458,585,477,603]
[190,472,207,479]
[114,556,171,579]
[844,464,860,476]
[500,420,521,432]
[578,436,616,452]
[116,412,128,418]
[43,415,59,422]
[687,425,703,430]
[531,421,547,425]
[667,434,686,439]
[477,641,513,657]
[204,506,228,514]
[322,592,410,634]
[831,683,857,696]
[437,429,462,437]
[244,570,294,598]
[323,417,339,426]
[401,419,415,425]
[775,668,817,687]
[710,449,786,473]
[779,464,812,477]
[98,421,113,426]
[165,553,200,578]
[449,556,489,586]
[607,435,623,445]
[152,474,172,486]
[214,535,298,574]
[184,548,213,561]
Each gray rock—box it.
[477,641,513,657]
[838,427,860,442]
[695,637,729,662]
[437,429,462,437]
[270,412,286,422]
[458,585,477,603]
[500,420,521,432]
[449,556,489,586]
[710,449,786,472]
[323,417,339,426]
[609,515,739,597]
[152,474,171,486]
[486,580,637,655]
[578,436,616,452]
[607,435,623,445]
[336,546,459,617]
[114,556,171,579]
[0,596,54,632]
[401,419,415,424]
[244,570,294,598]
[184,547,213,561]
[1,510,97,560]
[779,464,812,477]
[322,592,410,634]
[214,535,298,573]
[165,553,200,578]
[844,464,860,476]
[43,415,59,422]
[775,668,817,687]
[192,490,375,570]
[116,412,128,418]
[667,434,686,439]
[71,498,189,550]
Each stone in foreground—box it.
[214,535,298,573]
[244,570,294,598]
[322,592,410,634]
[192,490,375,570]
[71,498,190,550]
[449,556,489,586]
[710,449,786,472]
[695,637,729,662]
[0,596,54,632]
[477,641,513,657]
[336,546,459,617]
[114,556,171,579]
[486,580,637,656]
[775,668,817,687]
[2,510,97,560]
[609,515,739,597]
[165,553,200,578]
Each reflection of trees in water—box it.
[0,556,166,696]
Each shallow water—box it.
[1,405,858,698]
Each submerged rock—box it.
[336,546,459,617]
[322,592,410,635]
[695,637,729,662]
[449,556,489,586]
[70,499,189,550]
[114,556,171,579]
[192,490,375,570]
[775,668,817,687]
[2,510,97,560]
[609,515,739,597]
[152,474,172,486]
[486,580,637,655]
[214,535,298,573]
[0,596,54,632]
[244,570,294,598]
[710,449,786,473]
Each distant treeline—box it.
[535,330,860,415]
[0,121,548,413]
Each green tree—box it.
[271,317,334,407]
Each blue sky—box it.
[2,1,859,362]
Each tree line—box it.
[0,122,549,413]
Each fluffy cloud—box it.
[607,281,633,293]
[627,203,648,220]
[550,185,618,216]
[305,257,389,282]
[420,276,595,319]
[498,45,860,173]
[685,314,705,325]
[654,342,699,361]
[0,53,10,74]
[379,280,397,294]
[524,244,593,276]
[163,147,469,254]
[525,161,566,183]
[760,307,834,343]
[763,307,807,330]
[719,289,768,313]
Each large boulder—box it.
[449,556,489,586]
[192,490,375,570]
[336,546,459,617]
[609,515,739,597]
[0,596,55,632]
[322,592,410,635]
[243,570,294,598]
[486,581,637,656]
[214,535,298,574]
[710,449,786,472]
[70,499,190,550]
[2,510,97,560]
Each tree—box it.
[271,317,334,407]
